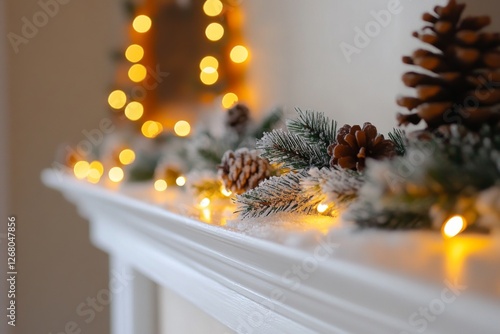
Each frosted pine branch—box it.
[303,167,364,208]
[257,129,330,170]
[287,108,337,149]
[235,171,320,219]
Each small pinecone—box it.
[226,103,250,136]
[397,0,500,131]
[218,148,271,195]
[327,123,396,172]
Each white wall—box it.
[243,0,500,134]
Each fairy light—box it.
[87,161,104,183]
[141,121,163,138]
[133,15,152,33]
[200,70,219,85]
[125,44,144,63]
[118,149,136,165]
[443,215,467,238]
[154,179,168,192]
[128,64,147,82]
[108,90,127,110]
[230,45,249,63]
[222,93,238,108]
[175,176,186,187]
[199,197,211,208]
[203,0,223,16]
[199,56,219,72]
[73,161,90,179]
[124,101,144,121]
[317,203,329,214]
[108,167,124,183]
[220,186,232,197]
[205,23,224,41]
[174,120,191,137]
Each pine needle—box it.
[287,108,337,149]
[388,128,408,156]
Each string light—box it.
[118,149,136,165]
[141,121,163,138]
[317,203,329,213]
[205,23,224,41]
[128,64,147,82]
[230,45,249,63]
[73,161,90,179]
[199,197,211,208]
[154,179,168,192]
[175,176,186,187]
[199,56,219,72]
[108,90,127,110]
[124,101,144,121]
[203,0,223,17]
[220,186,232,197]
[108,167,124,183]
[174,120,191,137]
[133,15,152,33]
[125,44,144,63]
[200,70,219,85]
[442,215,467,238]
[87,161,104,183]
[222,93,238,108]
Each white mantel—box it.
[42,169,500,334]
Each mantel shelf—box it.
[42,169,500,334]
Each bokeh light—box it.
[108,90,127,110]
[133,15,152,33]
[174,120,191,137]
[125,44,144,63]
[124,101,144,121]
[230,45,249,63]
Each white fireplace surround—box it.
[42,170,500,334]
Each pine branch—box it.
[287,108,337,149]
[257,129,330,170]
[235,171,320,219]
[388,128,408,156]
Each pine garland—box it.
[257,129,330,170]
[235,171,321,219]
[287,108,337,149]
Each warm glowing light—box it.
[73,161,90,180]
[125,44,144,63]
[199,56,219,71]
[203,0,223,17]
[141,121,163,138]
[443,215,467,238]
[176,176,186,186]
[220,187,232,197]
[119,149,136,165]
[174,120,191,137]
[108,167,124,183]
[87,161,104,183]
[108,90,127,110]
[124,101,144,121]
[133,15,152,33]
[222,93,238,108]
[128,64,147,82]
[230,45,249,63]
[200,70,219,85]
[317,203,329,213]
[199,197,211,208]
[154,179,168,192]
[205,23,224,41]
[201,208,212,223]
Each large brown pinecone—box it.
[218,148,271,195]
[397,0,500,130]
[226,103,250,136]
[327,123,396,172]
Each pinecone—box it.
[397,0,500,131]
[327,123,396,172]
[226,103,250,136]
[218,148,271,195]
